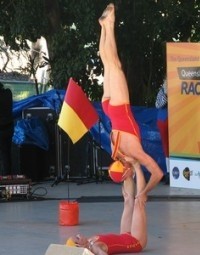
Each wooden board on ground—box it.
[45,244,94,255]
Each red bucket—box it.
[59,200,79,226]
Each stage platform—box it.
[0,180,200,255]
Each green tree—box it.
[0,0,200,105]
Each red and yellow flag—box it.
[58,78,99,143]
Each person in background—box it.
[0,82,14,176]
[155,78,169,184]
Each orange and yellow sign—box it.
[167,43,200,158]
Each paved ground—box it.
[0,179,200,255]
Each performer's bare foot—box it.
[99,3,115,25]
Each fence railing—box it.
[0,80,49,101]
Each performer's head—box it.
[66,234,88,247]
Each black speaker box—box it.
[57,131,92,179]
[18,107,112,182]
[19,107,58,181]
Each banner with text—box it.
[167,43,200,158]
[167,42,200,189]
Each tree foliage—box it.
[0,0,200,105]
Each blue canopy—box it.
[12,89,167,176]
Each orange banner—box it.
[167,43,200,158]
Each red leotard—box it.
[102,99,141,140]
[102,99,110,116]
[93,233,142,254]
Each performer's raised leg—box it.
[131,162,147,248]
[120,174,135,234]
[99,3,129,105]
[121,162,147,249]
[99,20,110,102]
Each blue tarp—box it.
[13,117,49,151]
[12,89,167,176]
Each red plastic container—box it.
[59,200,79,226]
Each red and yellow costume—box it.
[102,99,141,160]
[92,232,142,254]
[102,99,141,139]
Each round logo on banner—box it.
[183,167,190,181]
[172,167,180,179]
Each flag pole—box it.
[66,137,70,201]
